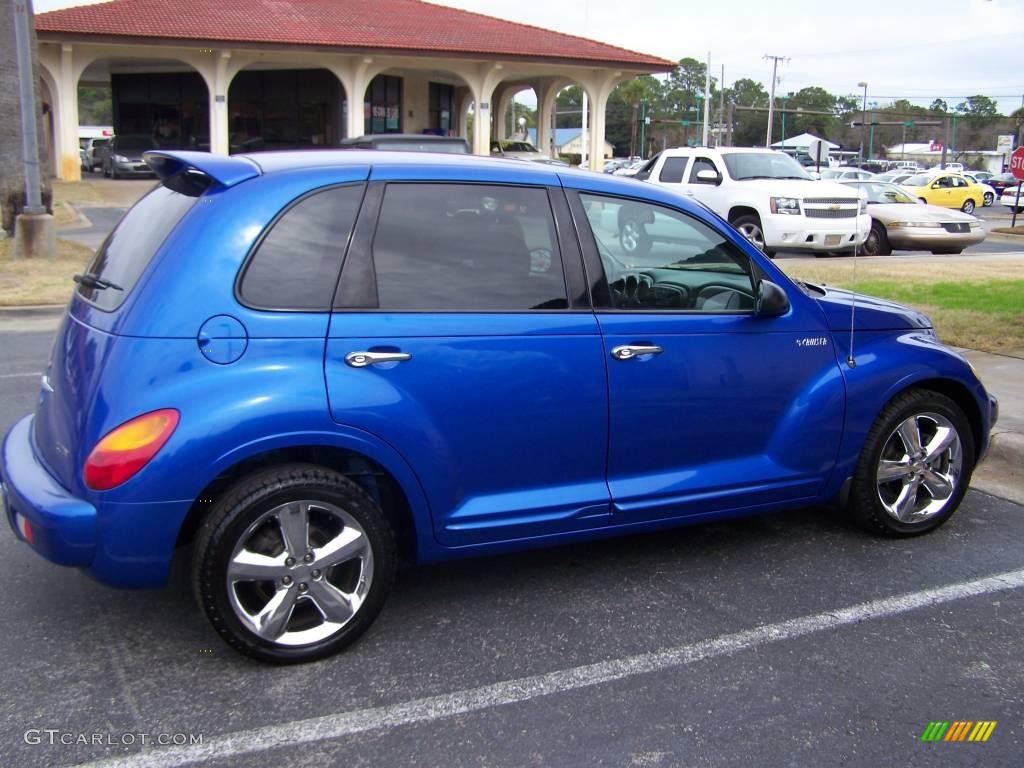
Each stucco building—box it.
[33,0,671,179]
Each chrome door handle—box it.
[611,345,663,360]
[344,351,412,368]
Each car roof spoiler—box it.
[144,151,261,188]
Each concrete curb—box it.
[0,304,65,317]
[987,431,1024,466]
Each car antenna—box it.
[847,191,861,369]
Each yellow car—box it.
[900,172,984,214]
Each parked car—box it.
[634,147,869,257]
[612,158,649,177]
[490,140,548,161]
[999,186,1024,213]
[79,137,111,172]
[841,180,985,255]
[899,172,984,213]
[981,173,1018,195]
[820,167,874,181]
[100,135,159,179]
[0,150,996,663]
[339,134,469,154]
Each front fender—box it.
[824,330,993,500]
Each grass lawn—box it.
[0,239,93,306]
[776,258,1024,355]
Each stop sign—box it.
[1011,146,1024,180]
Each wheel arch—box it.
[176,433,433,566]
[727,205,760,224]
[904,377,984,464]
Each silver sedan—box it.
[840,181,985,255]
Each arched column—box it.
[327,57,385,140]
[535,77,570,160]
[193,50,249,156]
[579,71,627,171]
[448,62,505,155]
[39,44,81,181]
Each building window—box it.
[365,75,402,134]
[428,82,455,134]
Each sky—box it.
[33,0,1024,114]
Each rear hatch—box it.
[32,179,205,492]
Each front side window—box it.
[579,193,755,312]
[239,184,364,310]
[689,157,719,183]
[370,184,567,311]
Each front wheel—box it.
[983,192,994,207]
[961,199,975,214]
[193,464,397,664]
[863,220,891,256]
[731,214,767,252]
[848,389,974,537]
[618,216,651,256]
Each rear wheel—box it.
[193,464,397,664]
[618,216,651,256]
[863,221,891,256]
[848,389,974,537]
[961,199,975,214]
[983,192,994,207]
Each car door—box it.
[324,181,610,546]
[931,175,954,207]
[567,189,845,523]
[950,176,972,208]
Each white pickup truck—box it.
[628,147,871,257]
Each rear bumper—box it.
[1,415,187,588]
[1,416,96,567]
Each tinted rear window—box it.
[77,184,199,311]
[239,184,364,310]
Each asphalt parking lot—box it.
[1,319,1022,768]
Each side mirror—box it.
[756,279,790,317]
[695,169,722,185]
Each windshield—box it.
[500,142,538,152]
[852,182,918,204]
[116,135,159,151]
[722,152,811,181]
[901,174,932,187]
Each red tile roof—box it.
[36,0,672,69]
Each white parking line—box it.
[77,567,1024,768]
[0,372,42,380]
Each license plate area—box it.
[825,234,842,246]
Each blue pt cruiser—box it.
[0,150,997,663]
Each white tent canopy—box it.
[771,133,840,151]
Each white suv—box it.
[631,147,870,257]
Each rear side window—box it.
[369,183,567,311]
[78,184,200,311]
[239,184,364,310]
[659,157,687,183]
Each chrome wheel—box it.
[983,192,994,206]
[961,199,975,214]
[875,412,962,524]
[226,499,373,647]
[734,217,766,250]
[620,219,643,253]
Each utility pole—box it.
[717,64,725,148]
[764,54,786,146]
[857,81,868,160]
[11,0,54,258]
[701,51,711,147]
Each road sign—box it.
[681,120,691,127]
[1010,146,1024,180]
[903,120,914,127]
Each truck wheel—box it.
[618,215,651,256]
[192,463,397,664]
[731,214,767,252]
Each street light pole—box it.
[857,81,868,161]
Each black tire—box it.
[731,214,767,253]
[763,250,777,259]
[960,199,975,214]
[931,248,963,255]
[983,192,994,207]
[192,463,397,664]
[618,215,651,256]
[848,389,974,537]
[863,220,892,256]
